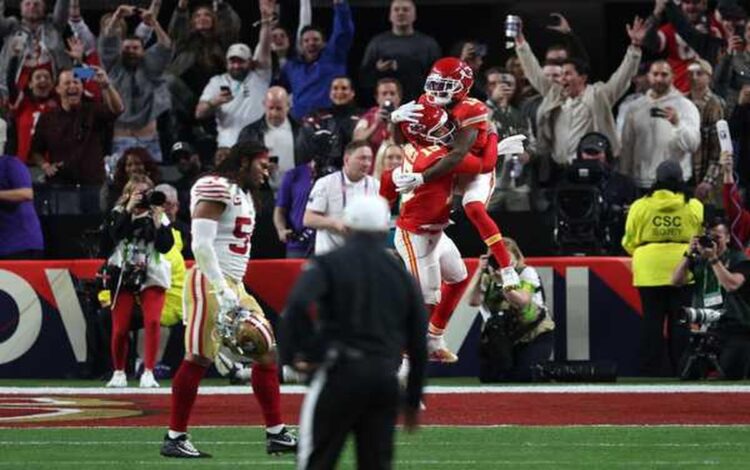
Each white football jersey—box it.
[190,175,256,282]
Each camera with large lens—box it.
[682,307,724,325]
[310,129,341,178]
[697,234,716,248]
[135,190,166,210]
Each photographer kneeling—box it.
[469,238,554,382]
[105,174,174,388]
[672,218,750,379]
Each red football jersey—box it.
[396,144,455,234]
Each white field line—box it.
[0,440,747,448]
[3,384,750,395]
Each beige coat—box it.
[516,41,642,159]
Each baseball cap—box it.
[578,132,609,154]
[656,160,683,183]
[688,58,713,76]
[226,43,252,61]
[343,195,390,232]
[170,141,195,159]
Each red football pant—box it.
[110,286,165,371]
[169,359,208,432]
[429,278,471,335]
[252,361,283,428]
[463,201,511,268]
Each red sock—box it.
[251,361,283,428]
[464,201,511,268]
[169,360,207,432]
[111,291,135,371]
[429,278,471,334]
[140,287,165,370]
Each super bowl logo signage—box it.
[0,267,88,377]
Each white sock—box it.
[168,430,186,439]
[266,424,284,434]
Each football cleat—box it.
[105,370,127,388]
[266,427,298,455]
[500,266,520,290]
[160,434,211,458]
[427,334,458,363]
[139,370,160,388]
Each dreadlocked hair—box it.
[214,140,269,209]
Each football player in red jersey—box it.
[391,58,525,353]
[383,103,485,362]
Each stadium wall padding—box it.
[0,257,643,378]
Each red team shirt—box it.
[659,21,723,93]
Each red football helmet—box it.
[424,57,474,106]
[399,102,456,147]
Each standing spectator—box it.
[0,154,43,259]
[104,173,173,388]
[359,0,439,102]
[620,61,701,191]
[714,21,750,116]
[304,140,379,255]
[281,0,354,121]
[269,0,311,84]
[0,0,71,103]
[720,151,750,249]
[237,86,299,190]
[296,76,361,167]
[100,6,172,163]
[616,62,651,140]
[622,160,703,376]
[280,195,426,470]
[729,83,750,195]
[455,40,487,101]
[196,0,274,148]
[515,17,645,172]
[644,0,723,93]
[353,77,402,159]
[687,59,724,205]
[11,67,57,163]
[373,142,403,182]
[30,68,123,210]
[274,160,315,258]
[485,68,532,212]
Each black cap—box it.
[578,132,609,154]
[656,160,683,183]
[170,141,195,159]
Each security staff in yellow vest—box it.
[622,160,703,376]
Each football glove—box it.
[392,167,424,193]
[215,288,239,339]
[390,100,424,124]
[497,134,526,156]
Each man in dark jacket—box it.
[280,194,427,470]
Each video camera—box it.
[310,129,341,179]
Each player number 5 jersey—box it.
[190,175,256,282]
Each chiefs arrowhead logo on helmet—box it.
[399,101,456,147]
[424,57,474,106]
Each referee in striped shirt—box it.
[280,194,427,470]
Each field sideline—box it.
[2,382,750,468]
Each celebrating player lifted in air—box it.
[390,58,526,359]
[160,142,297,458]
[382,103,488,362]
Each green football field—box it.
[2,425,750,469]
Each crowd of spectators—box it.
[0,0,749,268]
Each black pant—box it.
[720,332,750,379]
[510,331,555,381]
[297,357,399,470]
[637,285,692,376]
